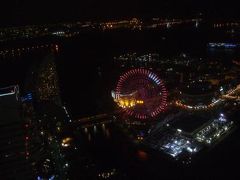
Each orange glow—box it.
[55,45,59,52]
[116,98,144,108]
[61,137,72,147]
[137,150,148,161]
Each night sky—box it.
[0,0,239,27]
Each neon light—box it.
[0,92,15,97]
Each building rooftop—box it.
[171,113,210,134]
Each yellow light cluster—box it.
[137,136,144,141]
[117,99,144,108]
[61,137,72,147]
[175,100,219,110]
[136,100,144,104]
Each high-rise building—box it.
[0,85,33,179]
[35,55,62,106]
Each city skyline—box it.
[0,0,240,26]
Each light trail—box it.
[175,84,240,110]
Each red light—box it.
[25,136,29,140]
[115,68,167,119]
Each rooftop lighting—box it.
[177,129,182,133]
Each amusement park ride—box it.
[112,68,168,120]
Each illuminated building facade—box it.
[111,90,144,108]
[35,55,61,106]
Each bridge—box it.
[73,111,120,128]
[222,84,240,100]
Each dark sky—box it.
[0,0,239,27]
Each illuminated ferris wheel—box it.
[112,68,168,120]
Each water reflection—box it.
[87,133,91,142]
[93,125,97,133]
[102,123,105,131]
[82,122,112,142]
[137,150,148,161]
[105,129,110,139]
